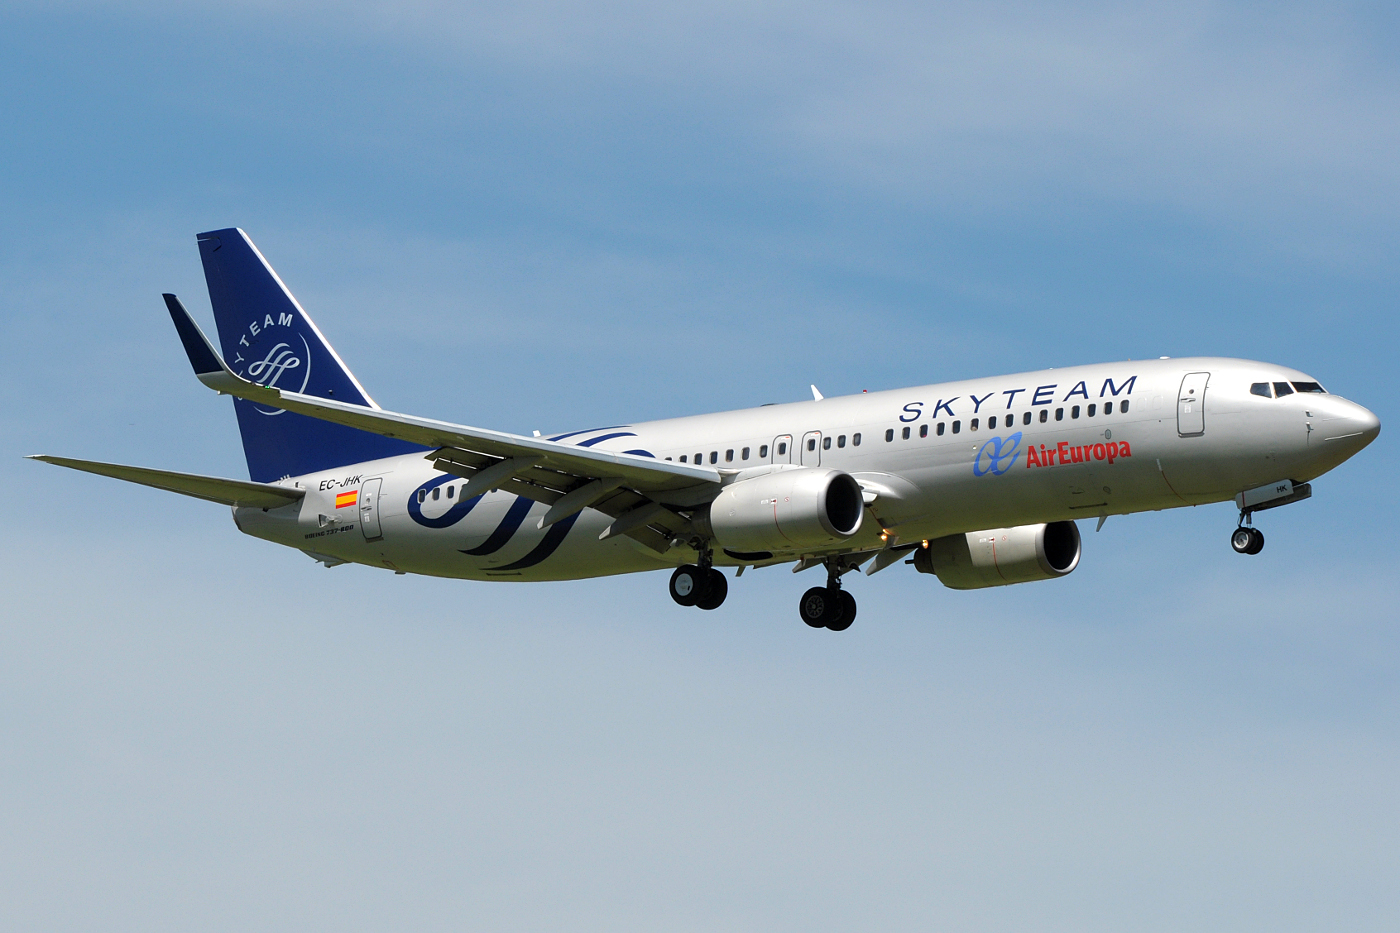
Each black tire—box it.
[826,591,857,632]
[1246,528,1265,555]
[670,565,705,607]
[696,569,728,610]
[1231,527,1253,554]
[799,587,831,628]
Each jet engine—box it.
[706,468,865,554]
[912,520,1080,589]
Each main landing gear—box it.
[798,559,858,631]
[669,543,728,610]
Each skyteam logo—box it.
[230,315,312,416]
[973,432,1023,476]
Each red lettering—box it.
[1027,446,1041,467]
[1057,441,1070,464]
[1118,441,1132,457]
[1071,445,1084,464]
[1093,443,1107,460]
[1107,442,1118,464]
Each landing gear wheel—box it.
[1231,527,1265,555]
[670,565,706,606]
[825,591,857,632]
[695,569,728,610]
[800,586,834,628]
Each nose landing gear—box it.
[1230,525,1265,555]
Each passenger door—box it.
[771,435,793,464]
[359,477,384,541]
[800,430,822,466]
[1177,372,1209,437]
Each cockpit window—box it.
[1273,381,1294,397]
[1250,382,1272,398]
[1292,381,1326,394]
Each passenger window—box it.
[1087,404,1096,417]
[1292,381,1326,393]
[665,457,672,461]
[852,433,861,446]
[952,421,961,434]
[1071,405,1080,419]
[1274,382,1294,397]
[837,435,846,448]
[760,445,769,457]
[695,452,702,463]
[886,429,894,442]
[970,418,979,431]
[418,489,426,503]
[1055,408,1064,421]
[1121,400,1130,413]
[919,424,928,438]
[710,451,718,464]
[679,455,687,463]
[1250,382,1272,398]
[725,449,734,462]
[1040,410,1048,423]
[447,485,455,498]
[1104,401,1113,414]
[432,487,440,500]
[1023,412,1031,425]
[777,442,787,455]
[822,437,831,450]
[902,426,910,440]
[742,447,750,459]
[937,422,945,436]
[989,416,998,429]
[807,438,816,451]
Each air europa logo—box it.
[973,432,1023,476]
[1027,440,1133,468]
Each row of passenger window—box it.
[884,399,1131,441]
[1251,381,1325,398]
[667,433,865,465]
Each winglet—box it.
[162,293,268,398]
[163,293,223,376]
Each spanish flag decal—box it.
[335,490,358,509]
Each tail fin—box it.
[196,228,424,481]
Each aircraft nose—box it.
[1322,400,1380,450]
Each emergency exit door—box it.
[359,477,384,541]
[1177,372,1209,436]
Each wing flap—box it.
[29,456,305,509]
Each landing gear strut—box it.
[798,559,858,631]
[669,540,728,610]
[1231,512,1265,555]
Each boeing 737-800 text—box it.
[32,229,1381,629]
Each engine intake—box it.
[913,521,1081,589]
[708,468,864,554]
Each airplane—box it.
[31,228,1381,630]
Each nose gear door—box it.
[359,477,384,541]
[1177,372,1209,436]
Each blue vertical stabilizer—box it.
[196,228,424,481]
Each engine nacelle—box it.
[913,521,1081,589]
[707,468,865,554]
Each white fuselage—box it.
[233,358,1379,580]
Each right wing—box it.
[165,294,722,551]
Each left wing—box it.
[166,294,720,551]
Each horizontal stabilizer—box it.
[28,455,305,509]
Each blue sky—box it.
[2,3,1398,931]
